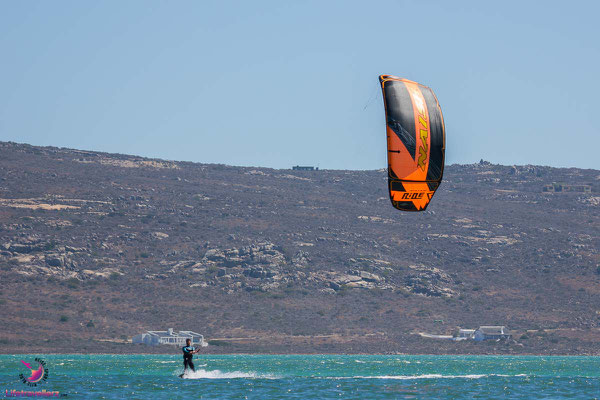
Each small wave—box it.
[180,369,280,380]
[158,361,177,364]
[337,374,530,380]
[373,374,487,380]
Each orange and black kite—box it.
[380,75,445,211]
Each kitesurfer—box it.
[182,339,199,373]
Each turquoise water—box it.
[1,355,598,399]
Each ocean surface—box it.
[1,354,598,399]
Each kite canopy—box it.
[379,75,445,211]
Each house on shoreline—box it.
[473,326,511,341]
[420,326,511,341]
[457,329,476,339]
[132,328,205,346]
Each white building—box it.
[132,328,205,346]
[473,326,511,341]
[458,329,476,339]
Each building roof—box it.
[146,330,203,337]
[178,331,203,337]
[477,326,509,335]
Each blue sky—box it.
[1,1,598,169]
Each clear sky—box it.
[1,1,598,170]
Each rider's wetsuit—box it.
[182,345,196,372]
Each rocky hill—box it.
[0,141,598,355]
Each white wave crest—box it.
[369,374,487,379]
[353,360,384,364]
[179,369,279,380]
[339,374,529,380]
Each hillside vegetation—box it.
[0,141,598,355]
